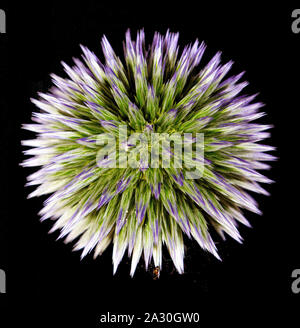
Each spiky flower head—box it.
[22,30,275,276]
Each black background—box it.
[1,1,299,326]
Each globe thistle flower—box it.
[22,29,275,276]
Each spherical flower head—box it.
[22,29,275,276]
